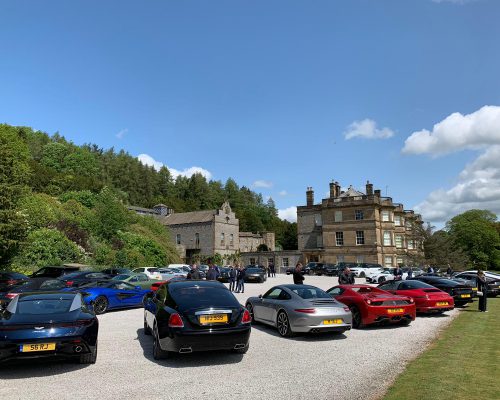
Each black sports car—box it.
[217,267,231,283]
[409,276,474,306]
[58,271,111,288]
[244,268,267,283]
[0,280,68,307]
[144,280,251,359]
[452,272,500,297]
[0,292,98,364]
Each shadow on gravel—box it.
[135,329,244,368]
[416,313,451,318]
[0,358,89,379]
[251,323,349,341]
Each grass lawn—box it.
[383,297,500,400]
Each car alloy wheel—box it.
[93,296,108,315]
[350,305,363,329]
[277,311,293,337]
[245,303,256,323]
[378,276,386,283]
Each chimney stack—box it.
[366,180,373,196]
[374,189,381,197]
[306,187,314,207]
[329,181,336,198]
[335,182,341,197]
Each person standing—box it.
[206,265,217,281]
[293,263,305,284]
[189,264,202,280]
[394,265,403,281]
[267,264,271,278]
[236,266,246,293]
[339,267,352,285]
[229,264,237,292]
[446,264,453,277]
[477,270,488,312]
[406,267,413,279]
[270,262,276,277]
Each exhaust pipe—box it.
[74,345,83,353]
[179,347,192,354]
[234,344,246,350]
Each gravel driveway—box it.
[0,275,460,400]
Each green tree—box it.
[93,187,130,240]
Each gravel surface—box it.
[0,275,461,400]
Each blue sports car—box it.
[70,281,152,315]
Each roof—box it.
[339,186,365,198]
[127,205,158,213]
[161,210,216,225]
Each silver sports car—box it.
[245,284,352,337]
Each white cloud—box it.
[403,105,500,155]
[279,190,288,196]
[115,128,128,139]
[431,0,476,4]
[137,153,212,180]
[278,206,297,222]
[252,180,273,188]
[344,119,395,140]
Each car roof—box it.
[168,280,225,289]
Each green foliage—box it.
[59,190,97,208]
[11,228,84,270]
[93,187,130,240]
[115,231,168,267]
[18,193,61,232]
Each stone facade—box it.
[239,231,276,252]
[240,250,302,274]
[297,181,424,267]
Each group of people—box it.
[228,264,246,293]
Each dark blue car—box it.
[72,281,152,315]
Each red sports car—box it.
[326,284,416,328]
[378,280,454,314]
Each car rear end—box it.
[447,285,474,306]
[363,295,416,325]
[415,289,455,313]
[290,298,352,333]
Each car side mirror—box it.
[258,294,262,298]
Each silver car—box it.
[245,284,352,337]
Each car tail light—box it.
[66,281,74,286]
[6,280,16,285]
[5,293,19,299]
[365,299,372,305]
[168,313,184,328]
[409,298,414,303]
[344,306,350,312]
[241,309,251,324]
[294,308,316,314]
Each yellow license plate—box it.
[460,294,471,298]
[436,302,449,306]
[387,308,404,314]
[323,319,343,325]
[473,288,478,291]
[199,314,228,325]
[21,343,56,352]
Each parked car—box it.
[150,276,186,292]
[302,262,327,276]
[378,280,454,314]
[0,292,98,364]
[143,280,251,359]
[326,284,416,328]
[168,264,191,274]
[324,264,343,277]
[0,279,68,307]
[452,271,500,297]
[101,268,132,277]
[0,272,30,290]
[71,281,152,315]
[30,266,81,283]
[132,267,162,280]
[349,263,384,278]
[58,271,111,288]
[111,273,159,289]
[366,270,407,284]
[408,276,474,306]
[245,284,352,337]
[285,267,295,275]
[245,267,267,283]
[217,267,231,283]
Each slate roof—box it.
[339,185,365,198]
[161,210,216,225]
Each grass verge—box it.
[383,297,500,400]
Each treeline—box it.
[0,124,297,271]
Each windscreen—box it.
[113,274,131,280]
[17,298,73,314]
[170,286,238,308]
[399,281,434,290]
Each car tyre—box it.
[359,272,366,278]
[378,276,386,284]
[79,341,97,364]
[308,270,314,276]
[93,296,108,315]
[276,310,294,337]
[349,305,364,329]
[245,302,257,323]
[232,343,249,354]
[144,316,152,335]
[153,326,169,360]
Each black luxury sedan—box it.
[0,292,98,364]
[244,267,267,283]
[409,276,474,306]
[143,280,251,359]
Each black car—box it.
[0,292,98,364]
[30,266,81,285]
[452,272,500,297]
[217,267,231,283]
[303,262,327,276]
[101,268,132,277]
[244,268,267,283]
[324,264,344,277]
[0,272,30,290]
[143,280,251,359]
[409,276,474,306]
[58,271,111,288]
[0,280,68,307]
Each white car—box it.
[350,265,383,278]
[366,270,407,284]
[131,267,162,280]
[158,268,184,280]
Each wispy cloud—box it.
[252,180,273,189]
[431,0,476,4]
[115,128,128,139]
[137,153,213,180]
[279,190,288,196]
[278,206,297,222]
[344,119,395,140]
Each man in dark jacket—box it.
[339,267,353,284]
[189,264,202,280]
[270,262,276,277]
[394,266,403,281]
[206,266,217,281]
[293,263,305,284]
[229,265,237,292]
[236,266,246,293]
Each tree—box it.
[93,187,130,240]
[424,230,469,268]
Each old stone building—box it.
[297,181,424,267]
[239,231,276,252]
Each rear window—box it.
[291,287,331,299]
[399,281,434,290]
[170,286,238,308]
[17,299,73,314]
[147,268,159,272]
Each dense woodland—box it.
[0,124,297,271]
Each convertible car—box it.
[0,292,98,364]
[144,280,251,359]
[69,281,151,315]
[326,285,416,328]
[246,284,352,337]
[378,280,454,314]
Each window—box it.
[282,258,289,267]
[394,215,401,226]
[356,255,364,264]
[383,231,392,246]
[229,233,234,246]
[355,210,364,220]
[317,234,323,248]
[382,210,391,222]
[396,257,404,266]
[176,234,181,245]
[327,287,344,296]
[384,256,393,267]
[335,232,344,246]
[250,258,255,265]
[314,214,322,226]
[195,233,200,247]
[220,233,225,246]
[356,231,365,245]
[407,239,415,250]
[334,211,342,222]
[395,235,403,248]
[263,288,283,299]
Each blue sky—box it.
[1,0,500,226]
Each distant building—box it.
[297,181,424,267]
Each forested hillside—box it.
[0,124,297,271]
